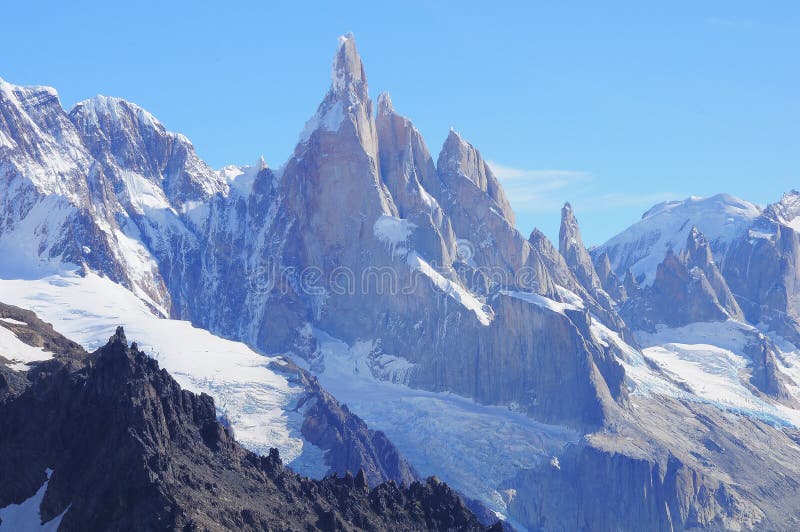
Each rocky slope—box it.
[0,320,497,531]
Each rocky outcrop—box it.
[0,302,87,400]
[433,129,557,297]
[744,333,796,404]
[554,203,635,341]
[0,302,86,361]
[375,92,457,268]
[69,95,228,209]
[280,360,419,487]
[683,226,744,321]
[0,326,497,531]
[559,202,603,296]
[594,251,627,302]
[506,396,800,531]
[722,193,800,344]
[436,129,515,226]
[621,228,745,330]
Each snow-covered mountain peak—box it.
[217,159,266,196]
[332,32,367,98]
[0,77,93,205]
[597,193,761,285]
[71,95,164,136]
[0,76,60,108]
[70,94,229,206]
[764,189,800,231]
[641,193,760,221]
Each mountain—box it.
[594,193,762,286]
[5,33,800,530]
[596,191,800,345]
[722,190,800,345]
[1,34,622,430]
[0,314,496,530]
[619,226,745,331]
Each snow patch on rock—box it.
[407,252,493,325]
[373,215,416,245]
[0,469,67,531]
[0,324,54,372]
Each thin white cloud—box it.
[706,17,752,29]
[488,161,591,214]
[488,162,589,182]
[488,160,677,215]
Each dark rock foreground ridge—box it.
[0,315,497,531]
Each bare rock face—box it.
[683,226,745,321]
[375,92,457,267]
[506,396,800,531]
[433,129,557,296]
[0,325,496,531]
[436,130,515,226]
[553,204,636,343]
[722,192,800,344]
[744,333,797,404]
[594,251,627,302]
[559,202,603,295]
[529,227,635,348]
[623,268,642,298]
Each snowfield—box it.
[604,319,800,427]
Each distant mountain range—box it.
[2,34,800,530]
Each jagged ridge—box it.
[0,325,497,531]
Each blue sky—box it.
[2,1,797,245]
